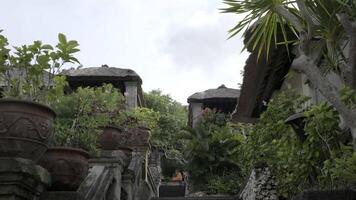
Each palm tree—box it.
[222,0,356,148]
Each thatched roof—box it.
[188,85,240,103]
[61,65,142,84]
[232,21,297,123]
[232,46,293,123]
[62,65,145,107]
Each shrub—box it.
[52,84,124,154]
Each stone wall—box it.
[239,167,278,200]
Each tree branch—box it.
[274,4,304,33]
[292,54,356,132]
[296,0,316,37]
[337,13,356,89]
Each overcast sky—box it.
[0,0,248,104]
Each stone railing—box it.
[77,150,125,200]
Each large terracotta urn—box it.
[39,147,89,191]
[97,125,150,152]
[0,99,56,162]
[97,126,124,150]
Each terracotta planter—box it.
[39,147,89,191]
[97,126,124,150]
[0,99,56,162]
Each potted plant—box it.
[95,86,126,151]
[97,107,155,154]
[39,84,125,191]
[0,31,80,161]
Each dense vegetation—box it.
[52,84,125,154]
[182,109,243,194]
[223,0,356,149]
[238,91,355,198]
[168,90,356,197]
[144,89,188,161]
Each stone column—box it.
[124,81,138,109]
[190,102,203,128]
[0,158,50,200]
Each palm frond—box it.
[222,0,299,60]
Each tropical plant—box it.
[0,31,79,104]
[52,84,125,154]
[182,108,244,194]
[144,90,188,161]
[222,0,356,148]
[238,91,354,198]
[206,172,242,194]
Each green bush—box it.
[183,108,244,194]
[239,91,355,198]
[144,90,188,162]
[206,171,242,194]
[52,84,124,154]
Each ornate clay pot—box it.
[97,126,123,150]
[39,147,89,191]
[0,99,56,162]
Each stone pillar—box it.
[190,102,203,128]
[124,81,138,109]
[0,158,50,200]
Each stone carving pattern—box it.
[0,113,52,142]
[239,167,278,200]
[117,128,150,146]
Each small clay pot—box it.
[0,99,56,162]
[39,147,89,191]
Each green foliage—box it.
[340,85,356,109]
[239,91,355,198]
[221,0,298,58]
[329,152,356,184]
[206,172,242,194]
[222,0,356,73]
[183,108,244,194]
[144,90,188,161]
[52,84,125,154]
[113,107,161,130]
[0,32,80,104]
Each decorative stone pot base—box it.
[0,158,50,200]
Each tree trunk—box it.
[292,54,356,149]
